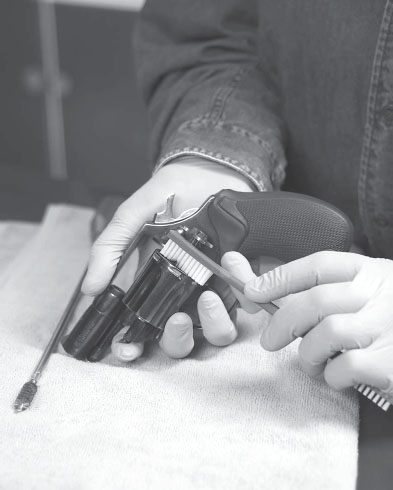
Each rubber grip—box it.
[211,190,353,261]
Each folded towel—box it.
[0,221,38,275]
[0,205,359,490]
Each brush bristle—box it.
[161,239,213,285]
[356,384,391,411]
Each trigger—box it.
[153,194,200,224]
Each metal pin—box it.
[13,202,120,413]
[13,270,86,412]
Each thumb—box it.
[82,194,160,296]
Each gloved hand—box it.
[244,251,393,399]
[82,158,254,361]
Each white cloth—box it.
[0,205,359,490]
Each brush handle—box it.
[208,190,353,261]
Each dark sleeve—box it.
[134,0,287,191]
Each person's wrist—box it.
[157,155,255,192]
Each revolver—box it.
[62,189,352,362]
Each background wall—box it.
[0,0,149,219]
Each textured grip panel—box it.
[236,194,352,261]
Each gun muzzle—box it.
[62,284,125,360]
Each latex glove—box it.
[82,158,254,361]
[244,251,393,398]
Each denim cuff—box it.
[154,117,286,192]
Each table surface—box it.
[357,396,393,490]
[1,216,392,489]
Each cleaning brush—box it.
[161,236,213,286]
[167,230,391,412]
[166,230,278,315]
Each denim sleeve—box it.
[134,0,287,191]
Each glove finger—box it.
[257,256,284,275]
[262,282,367,351]
[221,252,259,314]
[82,195,163,296]
[244,251,367,304]
[297,312,375,377]
[324,348,393,395]
[198,290,237,346]
[159,312,194,358]
[111,327,144,362]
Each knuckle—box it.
[348,278,368,302]
[373,257,392,272]
[346,312,376,346]
[250,274,267,293]
[262,266,288,295]
[312,250,329,262]
[269,266,283,285]
[311,250,331,267]
[257,267,283,290]
[271,265,289,288]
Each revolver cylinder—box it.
[118,250,202,344]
